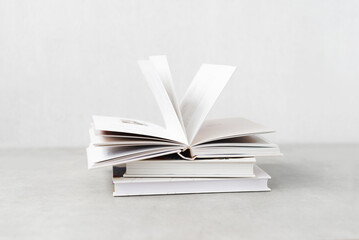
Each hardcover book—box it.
[112,165,271,196]
[87,56,281,168]
[123,156,256,178]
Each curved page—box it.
[89,148,182,168]
[138,60,187,144]
[180,64,236,144]
[92,116,176,142]
[191,117,275,145]
[149,56,185,131]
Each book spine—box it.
[177,147,196,160]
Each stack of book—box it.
[87,55,282,196]
[112,157,273,196]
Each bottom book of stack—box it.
[112,157,271,196]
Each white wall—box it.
[1,0,359,148]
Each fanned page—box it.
[89,128,180,146]
[88,145,182,168]
[149,56,185,132]
[92,116,177,142]
[180,64,236,144]
[87,56,281,167]
[191,117,275,145]
[138,60,187,144]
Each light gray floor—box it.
[0,145,358,240]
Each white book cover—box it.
[87,55,281,169]
[123,157,256,178]
[112,165,271,197]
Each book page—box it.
[92,128,179,142]
[180,64,236,144]
[90,135,180,147]
[191,117,275,145]
[149,56,185,131]
[89,148,181,168]
[193,135,278,148]
[87,145,180,163]
[92,115,176,141]
[138,60,187,144]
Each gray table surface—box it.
[0,145,358,240]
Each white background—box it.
[1,0,358,148]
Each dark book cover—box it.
[113,166,126,178]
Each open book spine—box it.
[87,55,280,168]
[177,147,196,160]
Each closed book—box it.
[112,165,271,197]
[123,157,256,178]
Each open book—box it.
[87,56,281,168]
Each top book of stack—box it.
[87,56,281,168]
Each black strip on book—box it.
[113,167,126,177]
